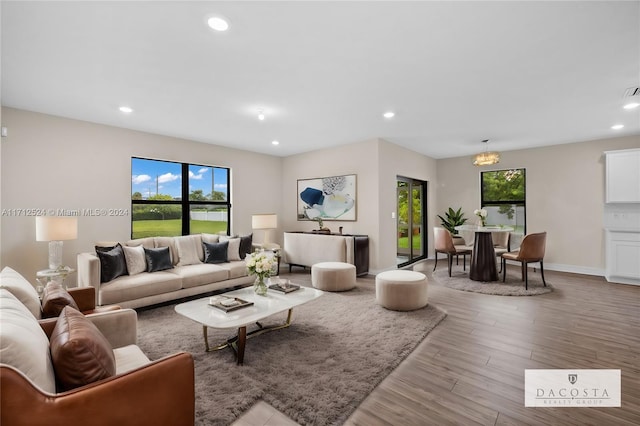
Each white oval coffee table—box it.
[175,285,324,364]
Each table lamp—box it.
[251,213,278,250]
[36,216,78,270]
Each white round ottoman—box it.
[311,262,356,292]
[376,270,428,311]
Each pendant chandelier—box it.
[473,139,500,166]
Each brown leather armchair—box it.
[1,352,195,426]
[1,294,195,426]
[501,231,547,289]
[433,227,472,277]
[66,286,120,315]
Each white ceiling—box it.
[2,1,639,159]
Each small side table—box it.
[36,267,76,290]
[265,248,281,276]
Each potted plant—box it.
[437,207,468,244]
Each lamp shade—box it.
[251,214,277,230]
[36,216,78,241]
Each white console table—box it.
[283,232,369,276]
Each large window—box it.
[131,158,230,238]
[481,169,526,235]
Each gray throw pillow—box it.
[202,241,228,264]
[239,234,253,260]
[144,247,173,272]
[95,244,128,283]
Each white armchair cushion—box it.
[114,344,150,375]
[0,289,56,393]
[0,266,41,319]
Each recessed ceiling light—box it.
[271,140,279,145]
[207,16,229,32]
[383,111,395,119]
[611,124,624,130]
[119,106,133,113]
[258,110,265,121]
[623,100,640,109]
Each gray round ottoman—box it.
[311,262,356,292]
[376,270,428,311]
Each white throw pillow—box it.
[0,266,42,319]
[220,236,241,261]
[122,245,146,275]
[201,233,220,244]
[0,289,56,393]
[175,235,202,266]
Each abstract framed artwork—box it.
[297,174,357,221]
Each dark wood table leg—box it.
[470,231,498,282]
[236,326,247,365]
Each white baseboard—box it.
[605,275,640,286]
[419,256,605,278]
[542,263,605,277]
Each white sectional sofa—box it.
[77,234,254,309]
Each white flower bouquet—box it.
[246,250,276,280]
[474,208,488,226]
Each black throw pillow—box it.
[95,244,128,283]
[202,241,229,264]
[144,247,173,272]
[239,234,253,260]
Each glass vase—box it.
[254,276,268,296]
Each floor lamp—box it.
[36,216,78,270]
[251,214,279,250]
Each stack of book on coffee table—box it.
[208,295,253,312]
[268,278,300,293]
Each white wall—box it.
[377,139,438,271]
[281,139,382,269]
[0,108,282,284]
[436,135,640,275]
[281,138,439,272]
[2,107,637,281]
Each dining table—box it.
[455,225,514,282]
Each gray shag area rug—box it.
[429,267,553,296]
[136,276,446,426]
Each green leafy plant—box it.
[437,207,468,234]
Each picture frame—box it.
[297,174,357,221]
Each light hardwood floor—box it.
[234,262,640,426]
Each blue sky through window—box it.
[132,158,228,200]
[188,164,228,201]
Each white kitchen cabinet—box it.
[606,148,640,203]
[606,230,640,285]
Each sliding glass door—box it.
[397,177,427,267]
